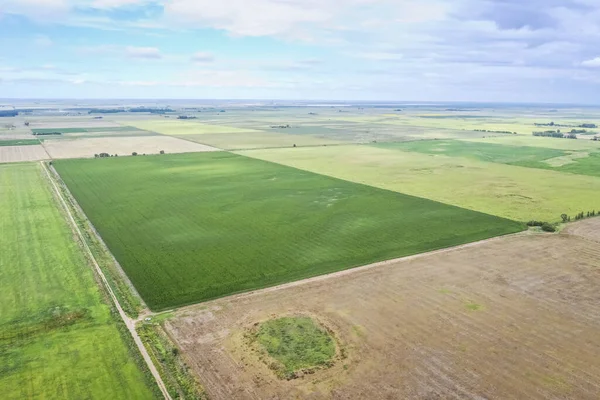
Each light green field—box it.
[380,139,600,179]
[174,131,344,150]
[460,135,600,151]
[374,140,566,164]
[0,163,158,399]
[126,119,263,135]
[238,145,600,222]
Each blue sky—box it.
[1,0,600,102]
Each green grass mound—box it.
[255,316,336,379]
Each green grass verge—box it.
[137,322,206,399]
[253,317,336,379]
[54,152,524,310]
[0,163,159,399]
[0,139,41,146]
[48,164,143,317]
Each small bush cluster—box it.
[527,220,556,233]
[541,223,556,232]
[526,221,544,227]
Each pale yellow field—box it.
[43,136,219,159]
[238,145,600,222]
[0,145,49,163]
[126,120,263,135]
[173,131,345,150]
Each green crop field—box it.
[239,145,600,222]
[0,163,158,399]
[55,152,523,310]
[0,139,41,146]
[379,139,600,179]
[375,140,566,164]
[461,135,600,151]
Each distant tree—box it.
[159,150,165,155]
[94,154,99,158]
[561,214,568,223]
[132,152,138,156]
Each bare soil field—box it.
[0,145,49,163]
[43,136,219,159]
[166,221,600,400]
[562,217,600,243]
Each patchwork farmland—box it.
[4,100,600,399]
[54,151,523,310]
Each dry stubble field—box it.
[165,219,600,400]
[0,145,49,162]
[42,136,219,159]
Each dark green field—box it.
[0,139,41,146]
[55,152,524,310]
[32,126,137,134]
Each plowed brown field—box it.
[165,221,600,399]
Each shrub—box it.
[527,221,544,227]
[132,152,138,156]
[541,223,556,233]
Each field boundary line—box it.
[175,229,536,314]
[40,161,172,400]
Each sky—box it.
[1,0,600,102]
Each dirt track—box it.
[166,222,600,399]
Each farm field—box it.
[379,139,600,179]
[0,139,41,146]
[165,221,600,399]
[125,119,263,135]
[0,145,48,163]
[172,131,344,150]
[43,135,219,159]
[461,135,600,151]
[239,145,600,222]
[54,152,523,310]
[0,163,158,399]
[375,139,567,164]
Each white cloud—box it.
[581,57,600,68]
[125,46,162,59]
[190,52,215,63]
